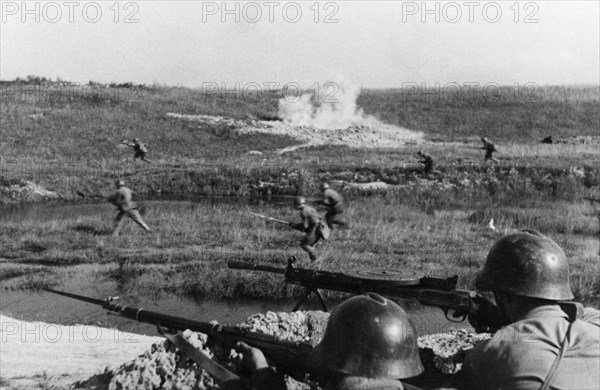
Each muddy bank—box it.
[0,311,486,390]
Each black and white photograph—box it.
[1,1,599,389]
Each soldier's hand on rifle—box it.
[467,296,507,334]
[290,223,305,232]
[234,342,269,372]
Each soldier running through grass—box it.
[481,137,499,163]
[122,138,152,163]
[108,179,151,237]
[292,196,328,262]
[316,182,345,229]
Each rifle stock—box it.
[44,288,313,378]
[228,259,508,333]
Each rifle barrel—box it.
[44,288,108,306]
[227,260,286,274]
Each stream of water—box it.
[1,199,470,335]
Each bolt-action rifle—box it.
[228,257,507,333]
[44,288,313,381]
[250,212,308,232]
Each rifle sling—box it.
[163,332,241,384]
[540,319,574,390]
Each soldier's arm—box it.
[234,342,288,390]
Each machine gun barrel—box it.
[227,260,286,274]
[228,260,508,333]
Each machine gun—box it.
[44,288,313,382]
[228,257,507,333]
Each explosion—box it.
[278,80,370,130]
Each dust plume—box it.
[278,80,370,130]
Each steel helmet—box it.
[320,182,330,190]
[294,196,306,208]
[115,179,125,187]
[476,230,574,300]
[309,293,423,379]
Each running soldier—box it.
[318,182,345,229]
[417,151,434,175]
[481,137,498,163]
[460,230,600,390]
[292,196,327,262]
[123,138,152,163]
[232,293,424,390]
[108,179,151,237]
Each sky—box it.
[1,1,599,88]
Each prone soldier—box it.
[481,137,498,163]
[108,179,151,237]
[317,182,345,229]
[233,293,424,390]
[460,230,600,390]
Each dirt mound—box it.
[100,311,483,389]
[165,113,423,154]
[0,180,59,203]
[1,311,487,389]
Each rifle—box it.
[250,212,306,232]
[43,288,313,381]
[249,212,291,226]
[228,257,507,333]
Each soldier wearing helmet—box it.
[480,137,498,163]
[460,230,599,390]
[317,182,345,230]
[234,293,424,390]
[416,151,434,175]
[122,137,152,163]
[292,196,325,262]
[108,179,151,236]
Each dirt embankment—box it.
[0,311,488,390]
[165,113,424,154]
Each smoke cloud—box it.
[278,80,371,130]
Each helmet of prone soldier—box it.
[294,196,306,208]
[320,182,330,190]
[476,229,574,300]
[115,179,125,188]
[309,293,423,379]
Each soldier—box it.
[460,230,600,390]
[318,182,345,229]
[417,151,434,175]
[292,196,326,262]
[481,137,498,163]
[123,138,152,163]
[233,293,424,390]
[108,179,151,237]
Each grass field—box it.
[1,78,599,305]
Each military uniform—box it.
[321,186,344,229]
[295,203,323,262]
[124,138,151,163]
[417,152,434,175]
[461,230,600,390]
[481,137,498,163]
[462,305,600,390]
[237,294,423,390]
[109,182,151,236]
